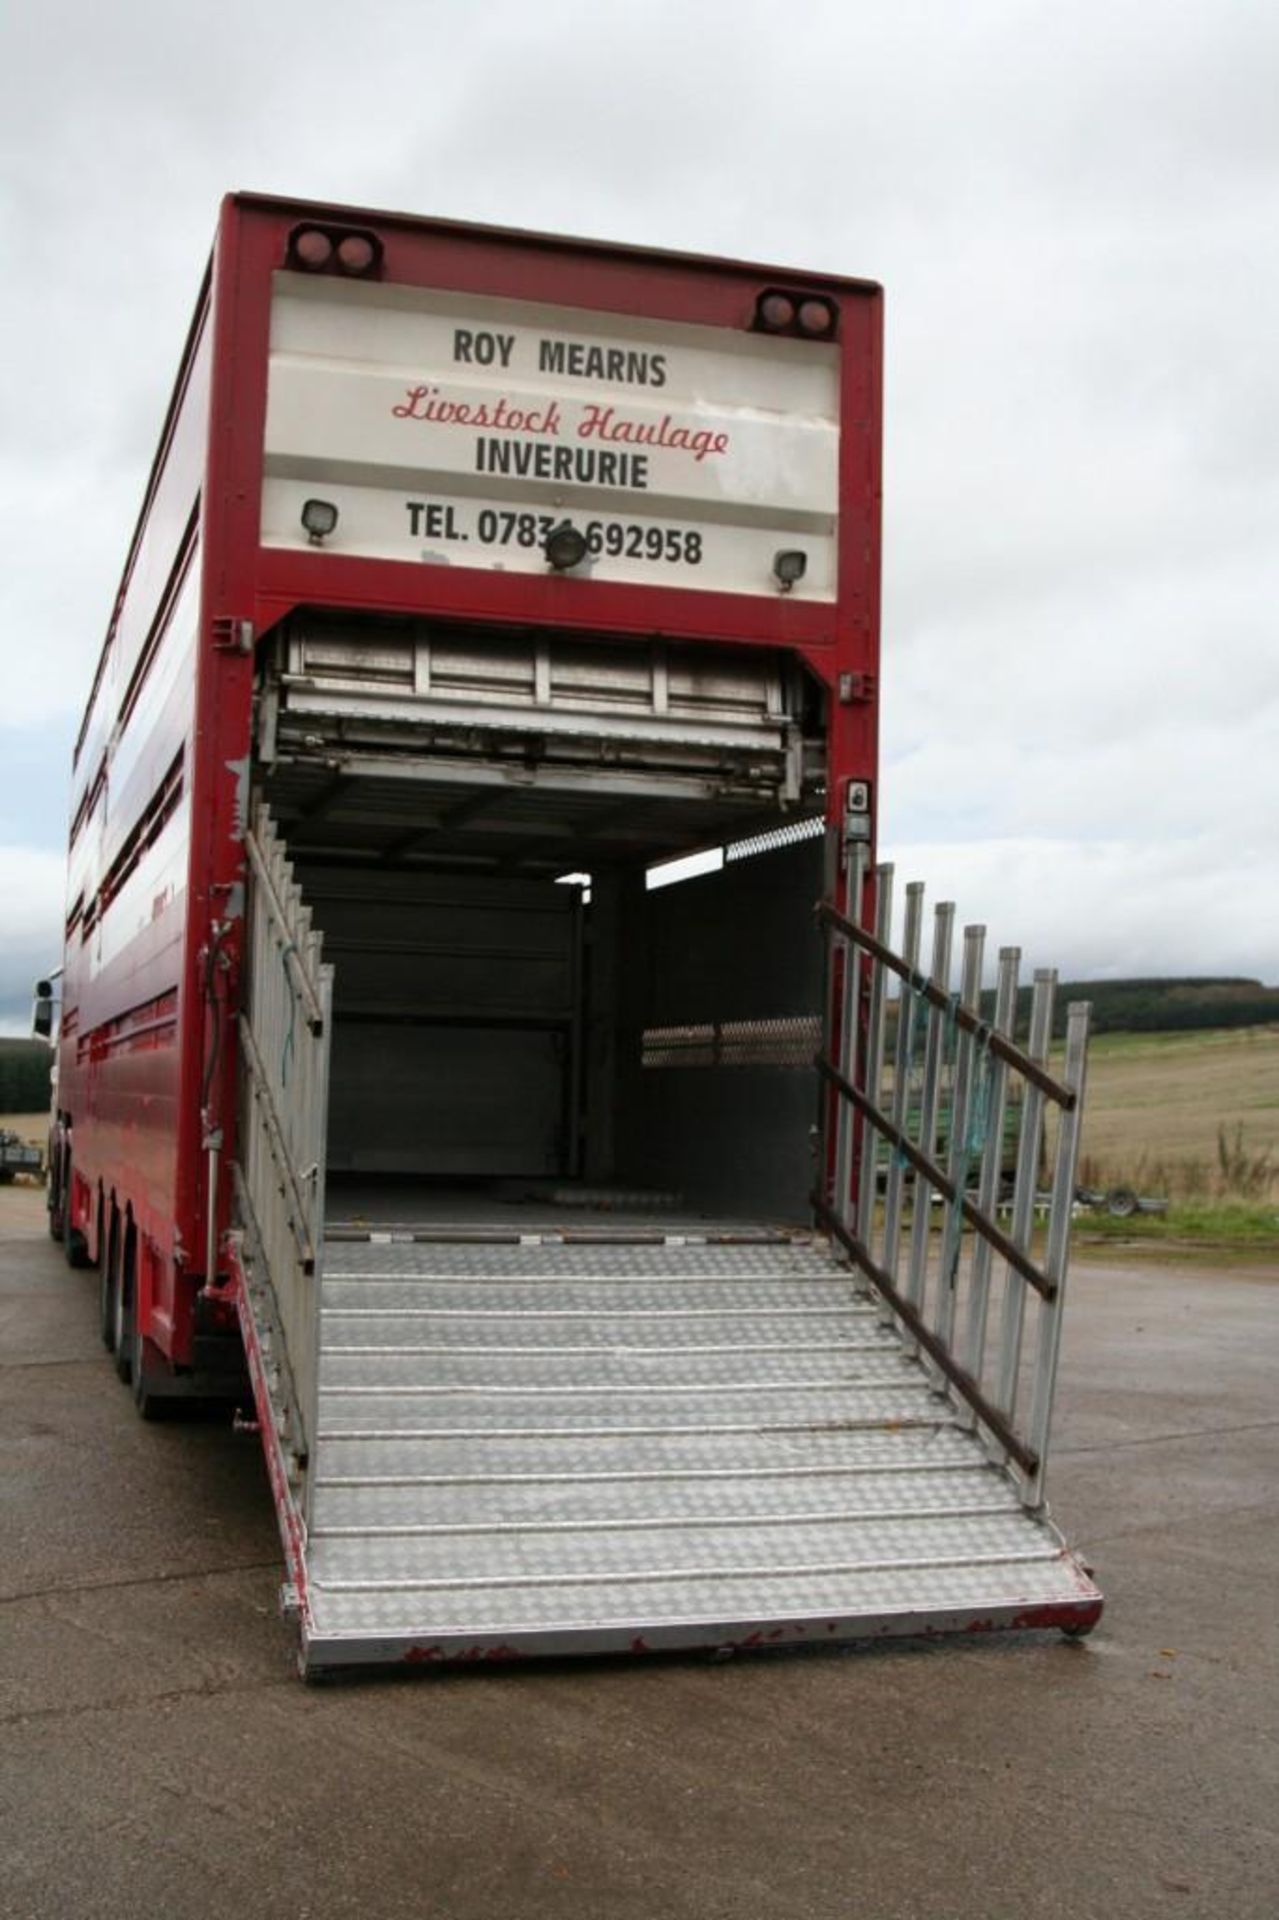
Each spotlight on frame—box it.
[772,548,807,592]
[544,521,589,571]
[301,498,339,545]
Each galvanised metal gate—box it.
[815,852,1091,1511]
[233,807,333,1513]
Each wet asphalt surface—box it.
[1,1184,1276,1920]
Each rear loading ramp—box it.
[233,809,1099,1674]
[298,1232,1099,1668]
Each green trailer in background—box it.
[0,1129,43,1184]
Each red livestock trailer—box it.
[39,195,1098,1672]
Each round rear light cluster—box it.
[336,233,377,275]
[759,292,797,330]
[286,223,383,278]
[797,298,835,336]
[754,287,838,339]
[293,228,333,269]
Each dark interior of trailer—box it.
[254,611,830,1226]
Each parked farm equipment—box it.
[0,1130,43,1184]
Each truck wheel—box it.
[100,1211,120,1351]
[131,1324,166,1421]
[0,1169,14,1186]
[113,1228,135,1385]
[47,1135,65,1240]
[63,1183,91,1269]
[64,1221,91,1267]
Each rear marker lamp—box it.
[290,226,334,271]
[301,499,339,544]
[545,520,588,571]
[772,549,807,592]
[757,291,796,331]
[286,223,383,278]
[755,288,839,339]
[797,297,836,337]
[336,233,377,275]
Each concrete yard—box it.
[1,1181,1275,1920]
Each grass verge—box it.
[1072,1199,1279,1262]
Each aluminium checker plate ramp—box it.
[286,1233,1101,1670]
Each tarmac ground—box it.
[1,1181,1276,1920]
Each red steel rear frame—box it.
[55,192,884,1382]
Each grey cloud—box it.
[0,0,1275,989]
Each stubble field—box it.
[1063,1024,1278,1201]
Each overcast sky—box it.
[1,0,1276,1030]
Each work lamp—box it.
[544,521,588,571]
[301,499,339,544]
[772,549,807,591]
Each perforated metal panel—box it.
[642,1016,821,1069]
[725,815,825,862]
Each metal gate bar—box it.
[815,872,1090,1508]
[233,806,334,1506]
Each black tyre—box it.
[47,1134,65,1240]
[62,1173,91,1269]
[100,1209,120,1351]
[66,1233,93,1269]
[129,1237,169,1421]
[131,1320,161,1419]
[1105,1186,1139,1219]
[113,1224,135,1384]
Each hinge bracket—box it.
[212,616,254,655]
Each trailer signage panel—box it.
[261,276,840,599]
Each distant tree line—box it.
[3,981,1274,1116]
[0,1039,53,1114]
[980,978,1279,1042]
